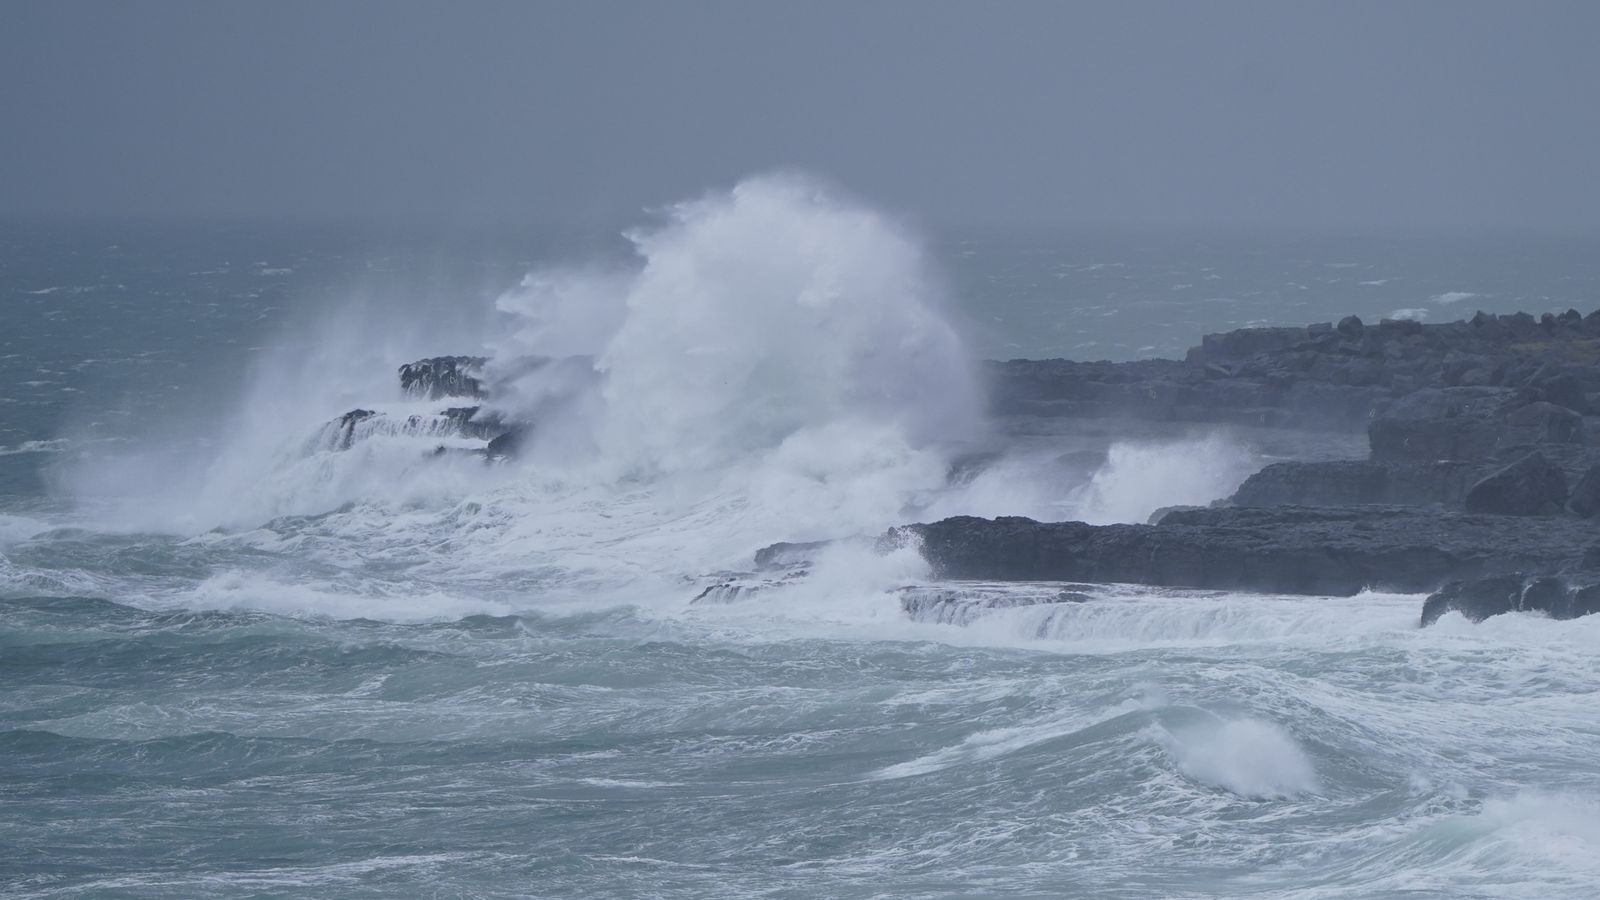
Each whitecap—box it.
[1154,715,1318,799]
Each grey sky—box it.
[2,0,1597,229]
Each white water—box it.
[8,184,1600,897]
[60,174,1115,615]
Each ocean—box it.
[4,178,1600,898]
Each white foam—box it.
[0,439,72,456]
[174,570,516,622]
[58,175,997,620]
[1432,291,1479,305]
[1069,434,1257,525]
[903,585,1422,648]
[1388,307,1429,321]
[1155,716,1319,799]
[0,514,49,546]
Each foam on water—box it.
[9,182,1600,898]
[1067,434,1258,525]
[1153,716,1319,799]
[47,176,982,608]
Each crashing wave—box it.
[897,581,1094,626]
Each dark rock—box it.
[1378,317,1423,336]
[1463,452,1568,516]
[1230,461,1389,507]
[1522,368,1591,414]
[1502,401,1584,445]
[440,406,505,441]
[1187,327,1309,363]
[1147,505,1207,525]
[326,409,378,451]
[399,356,488,400]
[1369,388,1512,463]
[1422,573,1600,625]
[867,507,1589,597]
[989,307,1600,431]
[1420,574,1526,625]
[1568,465,1600,517]
[690,568,810,604]
[1229,460,1481,508]
[754,540,835,570]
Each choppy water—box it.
[4,180,1600,898]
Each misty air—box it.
[3,2,1599,897]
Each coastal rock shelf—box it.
[792,308,1600,626]
[377,310,1600,627]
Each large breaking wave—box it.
[53,176,1009,611]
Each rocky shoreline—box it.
[363,308,1600,628]
[781,309,1600,626]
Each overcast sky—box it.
[3,0,1597,230]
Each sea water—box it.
[3,177,1600,898]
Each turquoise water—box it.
[4,198,1600,898]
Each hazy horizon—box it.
[4,0,1598,231]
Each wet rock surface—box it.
[990,309,1600,433]
[1421,573,1600,625]
[885,507,1590,597]
[753,309,1600,625]
[399,356,488,400]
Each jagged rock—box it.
[1368,388,1513,463]
[1422,573,1600,625]
[754,540,835,570]
[991,307,1600,435]
[1148,505,1207,525]
[325,409,378,451]
[814,507,1594,597]
[1229,460,1480,508]
[1521,366,1591,414]
[1463,452,1568,516]
[1419,574,1526,625]
[1568,465,1600,517]
[399,356,487,400]
[1187,327,1308,363]
[1501,401,1584,446]
[690,568,810,604]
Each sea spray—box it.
[1070,434,1258,525]
[64,175,994,608]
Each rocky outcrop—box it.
[324,408,379,451]
[1208,306,1600,519]
[731,308,1600,627]
[319,405,511,454]
[1568,465,1600,517]
[1421,573,1600,625]
[985,357,1381,429]
[991,309,1600,432]
[399,356,488,400]
[1230,460,1479,508]
[864,507,1590,597]
[740,505,1600,622]
[1462,452,1568,516]
[1367,388,1515,463]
